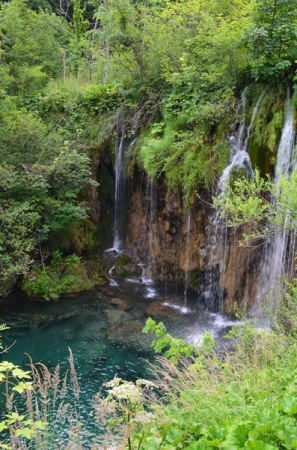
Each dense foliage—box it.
[1,0,297,448]
[0,0,296,292]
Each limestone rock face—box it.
[126,177,208,278]
[123,172,264,314]
[222,227,263,314]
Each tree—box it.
[0,0,68,94]
[247,0,297,82]
[213,169,297,241]
[0,145,97,295]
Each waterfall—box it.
[218,90,264,194]
[143,176,157,281]
[201,89,265,311]
[255,91,296,313]
[183,211,191,301]
[113,134,136,251]
[113,134,125,251]
[275,92,295,183]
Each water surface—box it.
[0,279,236,444]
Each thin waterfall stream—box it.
[145,177,157,281]
[113,134,125,251]
[218,90,264,193]
[255,91,296,311]
[183,211,191,302]
[275,91,295,182]
[113,134,136,252]
[201,89,265,310]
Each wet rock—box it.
[103,306,151,350]
[101,287,118,297]
[62,328,75,340]
[110,297,132,310]
[102,249,117,272]
[114,254,142,278]
[145,296,194,320]
[2,311,78,330]
[104,308,131,324]
[144,300,177,319]
[107,319,143,339]
[106,318,151,350]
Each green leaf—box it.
[221,422,254,449]
[245,441,277,450]
[16,427,35,439]
[11,367,31,379]
[12,381,32,393]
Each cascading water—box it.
[202,89,265,311]
[145,177,157,279]
[113,134,125,251]
[113,134,136,251]
[275,92,295,183]
[218,90,264,193]
[183,211,191,301]
[255,91,296,312]
[140,176,158,298]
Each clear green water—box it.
[0,279,236,446]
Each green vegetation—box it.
[128,317,297,449]
[1,0,297,447]
[21,251,106,301]
[0,0,296,292]
[247,0,297,82]
[214,168,297,243]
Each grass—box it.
[133,323,297,449]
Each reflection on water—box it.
[0,278,237,443]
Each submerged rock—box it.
[2,311,78,330]
[110,297,133,310]
[80,321,106,341]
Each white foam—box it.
[163,302,192,314]
[145,287,157,299]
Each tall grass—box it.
[0,349,104,449]
[133,325,297,449]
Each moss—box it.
[114,254,142,278]
[49,219,99,256]
[22,256,107,301]
[249,89,285,176]
[116,255,132,266]
[134,95,234,202]
[187,270,202,290]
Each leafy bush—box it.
[21,253,98,301]
[138,121,229,204]
[128,318,297,449]
[79,84,123,114]
[247,0,297,83]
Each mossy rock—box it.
[22,256,108,301]
[187,270,202,291]
[249,89,285,176]
[114,254,142,278]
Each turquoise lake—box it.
[0,278,236,446]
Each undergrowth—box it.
[136,325,297,449]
